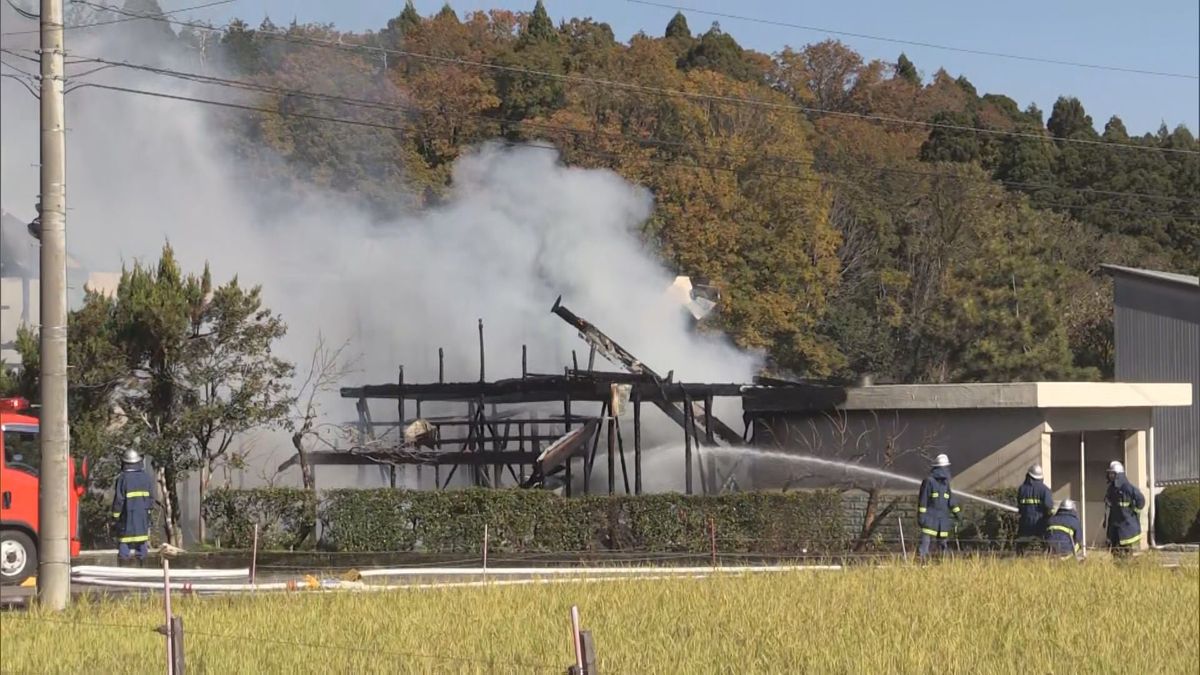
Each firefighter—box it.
[1044,499,1084,559]
[917,454,961,561]
[112,449,154,567]
[1104,460,1145,556]
[1016,464,1054,553]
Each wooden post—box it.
[162,558,174,675]
[171,614,184,672]
[570,606,584,674]
[703,395,715,494]
[438,347,444,384]
[478,319,485,383]
[250,524,259,587]
[517,421,526,483]
[587,345,596,372]
[564,396,573,497]
[171,616,185,674]
[633,392,642,495]
[415,400,424,487]
[580,630,597,675]
[683,392,693,495]
[572,350,579,371]
[607,392,616,495]
[615,416,630,495]
[398,365,405,426]
[522,344,528,378]
[482,524,489,582]
[898,516,908,563]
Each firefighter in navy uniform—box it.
[1015,464,1054,554]
[1104,460,1145,557]
[112,449,154,567]
[917,454,961,561]
[1044,499,1084,559]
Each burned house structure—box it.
[280,295,836,496]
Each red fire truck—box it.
[0,396,84,585]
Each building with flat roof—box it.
[742,382,1193,548]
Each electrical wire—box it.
[51,51,1200,211]
[4,0,38,21]
[0,0,235,37]
[626,0,1200,80]
[57,2,1200,157]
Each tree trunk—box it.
[292,432,315,491]
[198,463,209,544]
[155,467,181,548]
[854,486,881,552]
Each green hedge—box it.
[202,488,316,550]
[318,488,847,554]
[1155,485,1200,544]
[954,488,1020,549]
[201,487,1023,554]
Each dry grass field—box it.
[1,557,1196,674]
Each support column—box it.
[1039,431,1053,492]
[1079,432,1087,548]
[1123,429,1149,550]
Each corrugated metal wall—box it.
[1113,276,1200,484]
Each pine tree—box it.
[665,11,691,40]
[522,0,558,44]
[895,53,919,85]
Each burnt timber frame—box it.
[333,369,751,495]
[301,309,844,495]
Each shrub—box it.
[202,487,316,550]
[317,488,846,554]
[79,491,115,550]
[1155,485,1200,544]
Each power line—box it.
[627,1,1200,81]
[4,0,38,21]
[57,2,1200,157]
[64,78,1199,222]
[0,0,235,37]
[59,51,1200,207]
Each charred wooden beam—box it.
[550,297,744,445]
[278,450,542,471]
[537,418,600,474]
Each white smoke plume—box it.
[0,8,759,521]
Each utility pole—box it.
[37,0,71,610]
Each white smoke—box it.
[0,9,760,516]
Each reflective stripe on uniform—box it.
[951,506,961,513]
[1019,498,1042,505]
[930,492,940,498]
[1118,500,1132,507]
[938,532,949,538]
[1119,533,1142,546]
[125,490,151,498]
[1048,524,1075,537]
[917,507,927,513]
[119,534,150,543]
[111,512,121,518]
[920,528,938,536]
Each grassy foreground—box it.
[1,558,1196,674]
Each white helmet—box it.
[1107,460,1125,474]
[122,448,142,465]
[932,454,950,467]
[1027,464,1044,480]
[1058,499,1076,512]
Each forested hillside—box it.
[61,1,1200,382]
